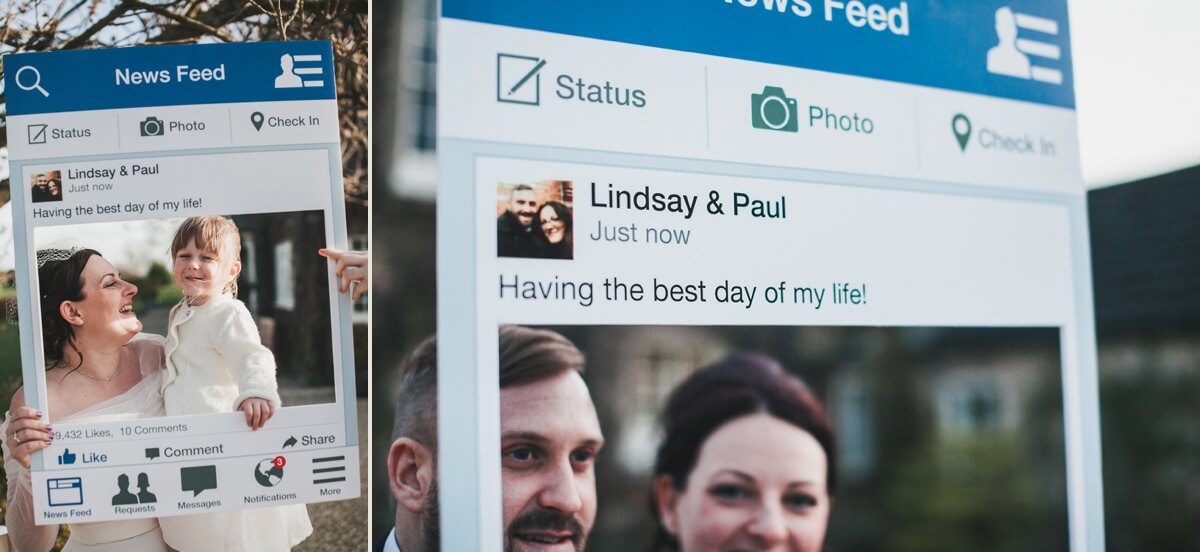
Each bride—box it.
[4,248,171,551]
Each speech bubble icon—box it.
[180,465,217,497]
[145,447,160,460]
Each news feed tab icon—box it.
[274,53,325,89]
[751,86,799,133]
[986,6,1063,85]
[47,477,84,507]
[497,53,546,106]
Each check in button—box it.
[496,53,546,106]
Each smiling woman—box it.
[535,201,574,259]
[651,353,835,552]
[3,247,173,551]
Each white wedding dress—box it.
[3,334,311,551]
[2,337,170,551]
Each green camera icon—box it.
[751,86,798,132]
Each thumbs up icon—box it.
[58,448,77,465]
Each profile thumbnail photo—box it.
[30,170,64,203]
[496,180,574,260]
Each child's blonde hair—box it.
[170,216,242,296]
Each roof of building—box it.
[1089,164,1200,334]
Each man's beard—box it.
[505,507,587,551]
[423,481,440,552]
[514,210,535,227]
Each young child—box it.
[160,216,311,550]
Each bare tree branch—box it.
[147,0,254,43]
[60,0,136,50]
[58,0,95,22]
[1,0,367,206]
[130,0,235,42]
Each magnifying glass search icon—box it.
[15,66,50,97]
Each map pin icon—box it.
[952,113,971,151]
[251,111,265,131]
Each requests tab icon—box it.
[274,53,325,88]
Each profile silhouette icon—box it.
[112,474,138,506]
[136,472,157,504]
[274,54,303,88]
[987,7,1031,79]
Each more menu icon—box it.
[312,455,346,484]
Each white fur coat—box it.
[162,293,281,416]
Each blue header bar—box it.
[443,0,1075,109]
[5,40,336,116]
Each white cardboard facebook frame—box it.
[5,41,360,524]
[438,2,1104,551]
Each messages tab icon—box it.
[181,465,217,497]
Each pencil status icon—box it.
[497,53,546,106]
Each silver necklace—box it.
[77,363,120,382]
